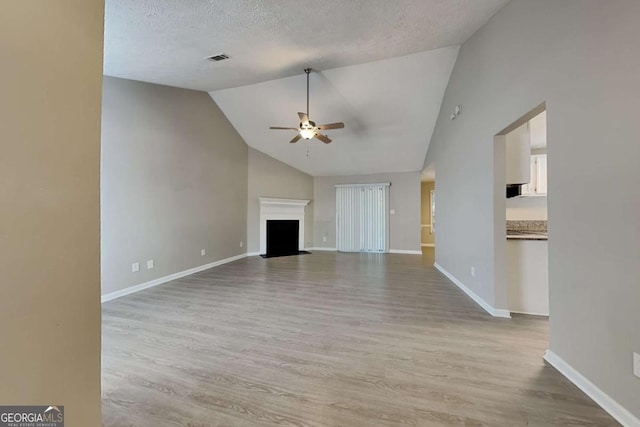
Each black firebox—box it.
[265,220,299,258]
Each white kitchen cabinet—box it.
[522,154,547,196]
[505,122,531,185]
[507,239,549,315]
[535,154,547,194]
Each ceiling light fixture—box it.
[269,68,345,144]
[299,128,316,140]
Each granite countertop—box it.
[506,220,548,241]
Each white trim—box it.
[543,350,640,427]
[309,248,424,255]
[421,243,435,248]
[259,198,309,255]
[510,310,549,317]
[334,182,390,188]
[258,197,310,206]
[101,253,247,303]
[433,262,511,318]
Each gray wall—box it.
[425,0,640,417]
[247,147,314,253]
[314,172,421,251]
[0,0,104,423]
[101,76,248,296]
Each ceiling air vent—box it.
[206,53,230,62]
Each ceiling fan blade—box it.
[317,122,345,130]
[290,134,302,144]
[298,112,309,124]
[269,126,298,130]
[314,133,332,144]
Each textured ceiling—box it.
[104,0,509,91]
[211,48,459,176]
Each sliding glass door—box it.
[336,183,390,253]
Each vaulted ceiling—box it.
[211,48,458,176]
[104,0,510,175]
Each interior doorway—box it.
[421,166,436,261]
[494,103,549,318]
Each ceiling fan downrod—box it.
[304,68,311,119]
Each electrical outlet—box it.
[634,352,640,379]
[471,266,476,277]
[131,262,139,273]
[147,259,154,269]
[323,236,327,242]
[240,241,243,248]
[201,249,206,256]
[390,209,396,215]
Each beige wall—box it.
[420,181,435,246]
[0,1,104,425]
[101,77,248,296]
[314,172,421,251]
[425,0,640,418]
[247,148,314,253]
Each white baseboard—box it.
[543,350,639,427]
[421,243,435,248]
[101,253,248,303]
[308,248,422,255]
[433,262,511,318]
[510,310,549,317]
[307,247,422,255]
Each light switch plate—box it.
[634,352,640,379]
[390,209,396,215]
[147,259,154,269]
[131,262,139,273]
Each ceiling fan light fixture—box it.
[299,128,316,139]
[269,68,344,144]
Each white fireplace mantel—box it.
[259,198,310,255]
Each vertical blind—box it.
[336,183,390,253]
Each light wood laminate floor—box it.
[102,250,617,426]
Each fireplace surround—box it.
[259,198,310,256]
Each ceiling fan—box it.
[269,68,345,144]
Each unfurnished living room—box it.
[2,1,639,426]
